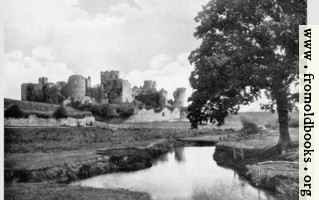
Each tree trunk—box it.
[273,77,292,153]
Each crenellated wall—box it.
[125,107,181,122]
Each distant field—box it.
[121,111,299,130]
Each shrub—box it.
[240,117,259,135]
[53,105,68,119]
[4,104,28,118]
[116,104,135,118]
[90,104,115,119]
[34,112,52,119]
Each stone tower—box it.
[159,88,168,108]
[66,75,87,101]
[38,77,48,89]
[100,70,134,103]
[143,80,156,91]
[173,88,186,107]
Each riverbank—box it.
[4,126,299,199]
[213,128,299,200]
[4,126,233,199]
[5,183,152,200]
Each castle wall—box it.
[125,107,181,122]
[143,80,156,91]
[122,80,134,103]
[21,83,30,101]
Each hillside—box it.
[4,98,92,118]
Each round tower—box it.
[66,75,86,101]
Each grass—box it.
[4,126,232,170]
[5,183,151,200]
[5,150,98,170]
[4,126,231,154]
[4,98,92,119]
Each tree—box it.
[53,105,68,119]
[5,104,27,118]
[188,0,306,152]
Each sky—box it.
[3,0,268,111]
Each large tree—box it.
[188,0,306,151]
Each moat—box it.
[73,146,278,200]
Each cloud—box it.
[125,53,193,101]
[4,0,269,111]
[3,48,74,100]
[4,0,207,74]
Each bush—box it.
[4,104,28,118]
[53,105,68,119]
[90,104,115,120]
[34,112,52,119]
[116,104,135,118]
[240,117,259,135]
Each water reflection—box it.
[174,147,186,162]
[73,147,278,200]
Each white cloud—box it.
[3,48,74,100]
[4,0,270,111]
[125,53,193,101]
[5,0,207,74]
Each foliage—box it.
[26,85,43,102]
[91,104,116,120]
[5,105,28,118]
[86,86,102,103]
[187,0,306,149]
[116,104,135,118]
[135,92,160,108]
[240,117,259,135]
[26,84,65,104]
[34,112,52,119]
[43,85,65,104]
[53,105,68,119]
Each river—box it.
[73,146,278,200]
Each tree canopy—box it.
[188,0,306,150]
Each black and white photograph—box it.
[2,0,307,200]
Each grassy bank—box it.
[5,183,151,200]
[213,128,299,200]
[4,127,232,154]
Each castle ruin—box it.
[100,70,134,104]
[65,75,91,102]
[21,70,186,110]
[21,77,54,101]
[172,88,186,107]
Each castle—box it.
[21,70,186,108]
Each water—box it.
[73,147,278,200]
